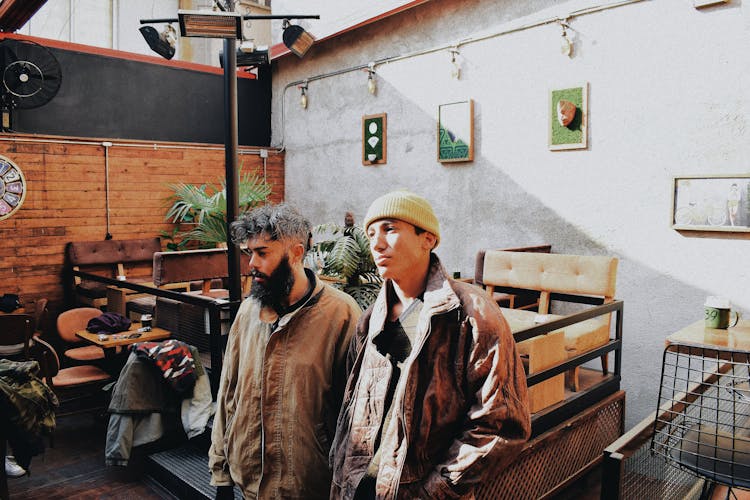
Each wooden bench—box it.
[478,250,619,411]
[106,248,253,318]
[64,238,162,309]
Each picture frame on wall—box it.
[671,174,750,232]
[549,83,588,151]
[362,113,387,165]
[437,99,474,163]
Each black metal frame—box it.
[498,291,624,436]
[650,343,750,498]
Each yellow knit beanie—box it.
[364,190,440,247]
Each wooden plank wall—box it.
[0,134,284,314]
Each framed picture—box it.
[438,99,474,162]
[693,0,729,8]
[549,83,588,151]
[671,174,750,232]
[362,113,386,165]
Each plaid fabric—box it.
[132,339,196,394]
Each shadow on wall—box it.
[439,167,710,431]
[282,81,715,432]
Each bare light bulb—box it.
[561,32,572,57]
[450,47,461,80]
[559,22,573,58]
[299,82,308,109]
[366,63,376,95]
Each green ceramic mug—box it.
[704,298,741,329]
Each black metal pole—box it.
[224,29,242,312]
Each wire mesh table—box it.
[650,320,750,498]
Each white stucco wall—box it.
[272,0,750,429]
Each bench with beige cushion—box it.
[478,250,619,411]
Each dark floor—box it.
[7,412,603,500]
[7,414,171,500]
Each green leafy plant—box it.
[165,168,272,247]
[310,221,382,310]
[159,227,192,252]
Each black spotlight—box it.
[282,21,314,58]
[139,25,176,60]
[220,44,269,68]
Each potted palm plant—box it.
[165,168,271,248]
[310,212,382,310]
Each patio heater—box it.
[140,5,318,317]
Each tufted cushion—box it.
[66,238,161,266]
[482,251,617,298]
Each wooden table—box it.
[76,323,171,353]
[666,319,750,352]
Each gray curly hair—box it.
[230,203,312,254]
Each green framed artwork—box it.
[362,113,386,165]
[438,99,474,163]
[549,83,588,151]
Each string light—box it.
[559,19,573,58]
[449,45,461,79]
[299,80,308,109]
[366,62,376,95]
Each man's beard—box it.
[250,255,295,308]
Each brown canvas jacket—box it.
[209,273,361,499]
[330,255,530,499]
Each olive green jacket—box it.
[209,273,360,499]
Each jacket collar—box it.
[258,268,324,326]
[368,254,460,339]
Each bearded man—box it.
[209,203,361,499]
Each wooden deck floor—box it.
[7,413,172,500]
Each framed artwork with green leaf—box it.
[362,113,387,165]
[438,99,474,163]
[549,83,588,151]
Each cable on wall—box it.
[273,0,647,151]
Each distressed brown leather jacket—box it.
[330,255,530,499]
[209,272,361,499]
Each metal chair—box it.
[0,313,33,360]
[651,343,750,499]
[56,307,106,363]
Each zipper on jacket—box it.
[259,324,280,483]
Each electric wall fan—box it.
[0,39,62,129]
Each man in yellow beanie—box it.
[330,190,530,499]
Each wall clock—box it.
[0,155,27,221]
